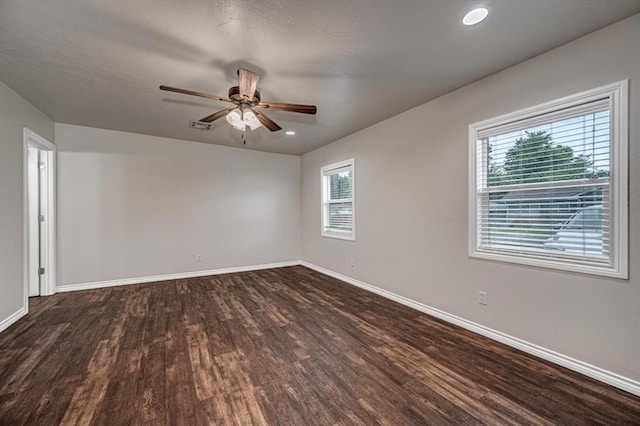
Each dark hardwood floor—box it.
[0,266,639,425]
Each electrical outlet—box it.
[196,254,202,262]
[349,257,355,267]
[478,291,488,306]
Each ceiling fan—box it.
[160,68,317,132]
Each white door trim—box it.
[23,128,56,304]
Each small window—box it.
[321,159,355,240]
[469,81,628,278]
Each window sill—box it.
[469,249,627,279]
[322,231,355,241]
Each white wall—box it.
[56,124,300,287]
[0,80,54,327]
[301,15,640,382]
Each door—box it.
[27,146,41,296]
[24,128,56,300]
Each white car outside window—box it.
[544,206,603,255]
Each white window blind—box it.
[321,159,355,240]
[469,81,628,278]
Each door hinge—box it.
[38,267,45,275]
[38,215,45,222]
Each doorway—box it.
[23,128,56,300]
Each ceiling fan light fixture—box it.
[226,109,246,131]
[243,109,262,131]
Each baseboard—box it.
[56,260,301,293]
[299,261,640,397]
[0,307,27,334]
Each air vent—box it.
[190,120,212,130]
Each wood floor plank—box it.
[1,265,639,425]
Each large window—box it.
[469,81,628,278]
[321,159,355,240]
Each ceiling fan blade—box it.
[238,68,260,100]
[257,101,317,115]
[253,109,282,132]
[159,85,230,102]
[199,107,236,123]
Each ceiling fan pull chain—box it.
[242,130,246,145]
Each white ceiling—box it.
[1,1,638,155]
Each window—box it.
[321,159,355,240]
[469,81,628,278]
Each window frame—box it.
[468,81,628,279]
[321,158,355,241]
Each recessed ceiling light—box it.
[462,7,489,26]
[285,131,296,136]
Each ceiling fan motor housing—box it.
[229,86,261,104]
